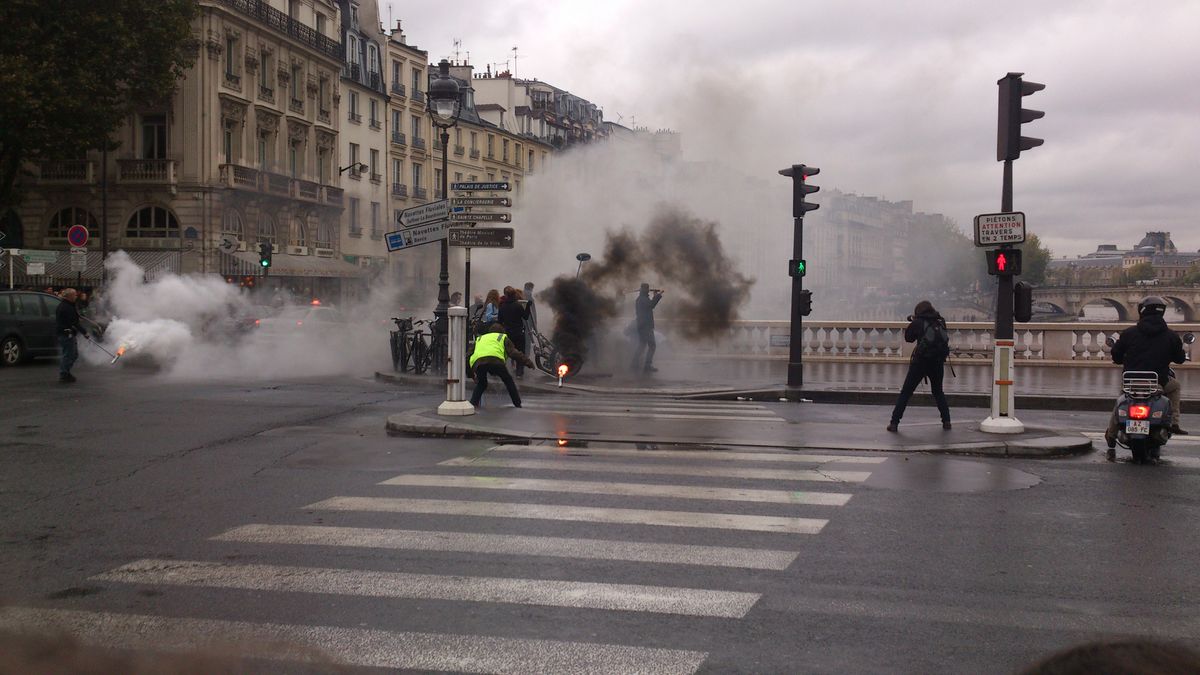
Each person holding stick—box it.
[55,288,87,384]
[632,283,664,374]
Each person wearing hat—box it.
[469,323,535,408]
[632,283,664,373]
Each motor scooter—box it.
[1105,332,1195,464]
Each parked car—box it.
[0,290,62,365]
[253,302,350,338]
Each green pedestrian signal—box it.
[789,259,807,278]
[258,242,273,270]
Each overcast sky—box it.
[379,0,1200,258]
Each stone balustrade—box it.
[667,321,1199,367]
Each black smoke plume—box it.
[539,206,754,367]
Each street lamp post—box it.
[427,59,463,370]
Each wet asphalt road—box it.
[2,361,1200,673]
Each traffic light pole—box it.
[982,159,1023,433]
[788,212,805,391]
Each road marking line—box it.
[381,474,853,506]
[491,444,887,465]
[214,524,800,570]
[94,559,760,618]
[307,497,828,534]
[0,607,708,674]
[521,402,774,414]
[511,409,786,422]
[440,456,872,483]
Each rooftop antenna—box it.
[453,38,462,64]
[512,46,518,77]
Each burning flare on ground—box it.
[557,363,569,387]
[111,345,128,364]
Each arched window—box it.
[368,44,379,74]
[221,208,244,237]
[125,206,179,238]
[316,219,335,249]
[1,209,25,248]
[47,207,98,239]
[258,214,276,245]
[290,217,307,247]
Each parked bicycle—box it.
[389,317,414,372]
[406,318,448,375]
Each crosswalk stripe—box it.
[214,524,800,570]
[0,607,707,674]
[513,409,785,423]
[440,456,872,483]
[521,402,774,414]
[307,497,828,534]
[541,395,767,408]
[1081,430,1200,447]
[381,474,853,506]
[93,559,760,618]
[490,444,887,465]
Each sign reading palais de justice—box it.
[385,221,450,252]
[451,181,511,192]
[973,212,1026,247]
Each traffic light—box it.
[1014,281,1033,322]
[797,289,813,316]
[986,248,1022,276]
[997,72,1045,162]
[779,164,820,216]
[258,241,272,270]
[789,259,807,278]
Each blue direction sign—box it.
[451,181,511,192]
[385,221,451,252]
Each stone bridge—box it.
[1032,285,1200,321]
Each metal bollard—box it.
[437,306,475,416]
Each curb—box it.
[384,409,1093,457]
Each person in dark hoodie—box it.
[1104,296,1187,456]
[497,286,531,378]
[468,323,535,408]
[887,300,952,431]
[55,288,87,384]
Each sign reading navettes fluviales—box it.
[385,221,451,252]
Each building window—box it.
[347,34,359,65]
[369,99,378,126]
[125,206,180,238]
[291,217,306,246]
[288,0,299,19]
[316,219,335,249]
[225,37,237,76]
[258,214,276,244]
[288,141,299,178]
[349,91,359,116]
[349,197,360,232]
[257,129,272,168]
[318,76,328,110]
[392,109,401,133]
[369,149,379,178]
[392,159,403,184]
[317,148,329,183]
[141,114,168,159]
[290,65,302,101]
[223,121,234,164]
[454,171,462,182]
[259,53,271,90]
[47,207,98,239]
[316,12,326,35]
[412,163,422,190]
[350,5,358,27]
[411,115,421,140]
[487,135,494,158]
[502,139,509,162]
[370,202,380,235]
[411,68,421,93]
[221,208,244,237]
[349,142,360,165]
[515,143,522,166]
[434,168,442,197]
[368,44,379,74]
[392,61,401,86]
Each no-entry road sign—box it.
[385,221,450,252]
[67,224,89,248]
[448,227,514,249]
[974,212,1026,246]
[397,199,451,228]
[451,181,510,192]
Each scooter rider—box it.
[1105,296,1188,454]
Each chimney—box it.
[394,20,406,44]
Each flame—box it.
[311,299,321,305]
[557,364,569,377]
[115,346,127,357]
[557,438,569,447]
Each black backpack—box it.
[915,318,951,361]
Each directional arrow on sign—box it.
[451,197,512,208]
[397,199,452,228]
[448,227,514,249]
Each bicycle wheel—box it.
[389,331,401,371]
[411,334,430,375]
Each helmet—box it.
[1138,296,1167,318]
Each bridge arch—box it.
[1078,297,1133,322]
[1162,296,1197,322]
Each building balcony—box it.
[220,163,260,190]
[413,186,427,200]
[262,171,291,196]
[258,85,274,103]
[369,118,381,130]
[349,226,363,238]
[348,111,361,123]
[391,183,407,198]
[293,178,321,202]
[224,71,242,90]
[469,148,480,159]
[391,131,406,146]
[391,82,406,97]
[370,228,382,240]
[347,167,363,180]
[39,160,95,184]
[318,108,330,124]
[322,185,344,206]
[215,0,341,60]
[412,137,426,151]
[453,144,465,156]
[289,98,304,114]
[411,90,425,104]
[370,172,382,184]
[433,139,443,151]
[117,159,177,184]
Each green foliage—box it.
[1125,262,1155,282]
[1017,233,1052,284]
[1181,267,1200,285]
[0,0,199,206]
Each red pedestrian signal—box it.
[986,248,1022,276]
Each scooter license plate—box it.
[1126,420,1150,435]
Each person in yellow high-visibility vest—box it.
[470,323,535,408]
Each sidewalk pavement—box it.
[378,370,1095,458]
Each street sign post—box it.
[397,199,451,228]
[449,212,511,223]
[67,224,89,248]
[451,181,510,192]
[26,262,46,275]
[385,221,451,252]
[450,197,512,208]
[448,227,514,249]
[21,250,58,264]
[974,212,1026,246]
[70,250,87,272]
